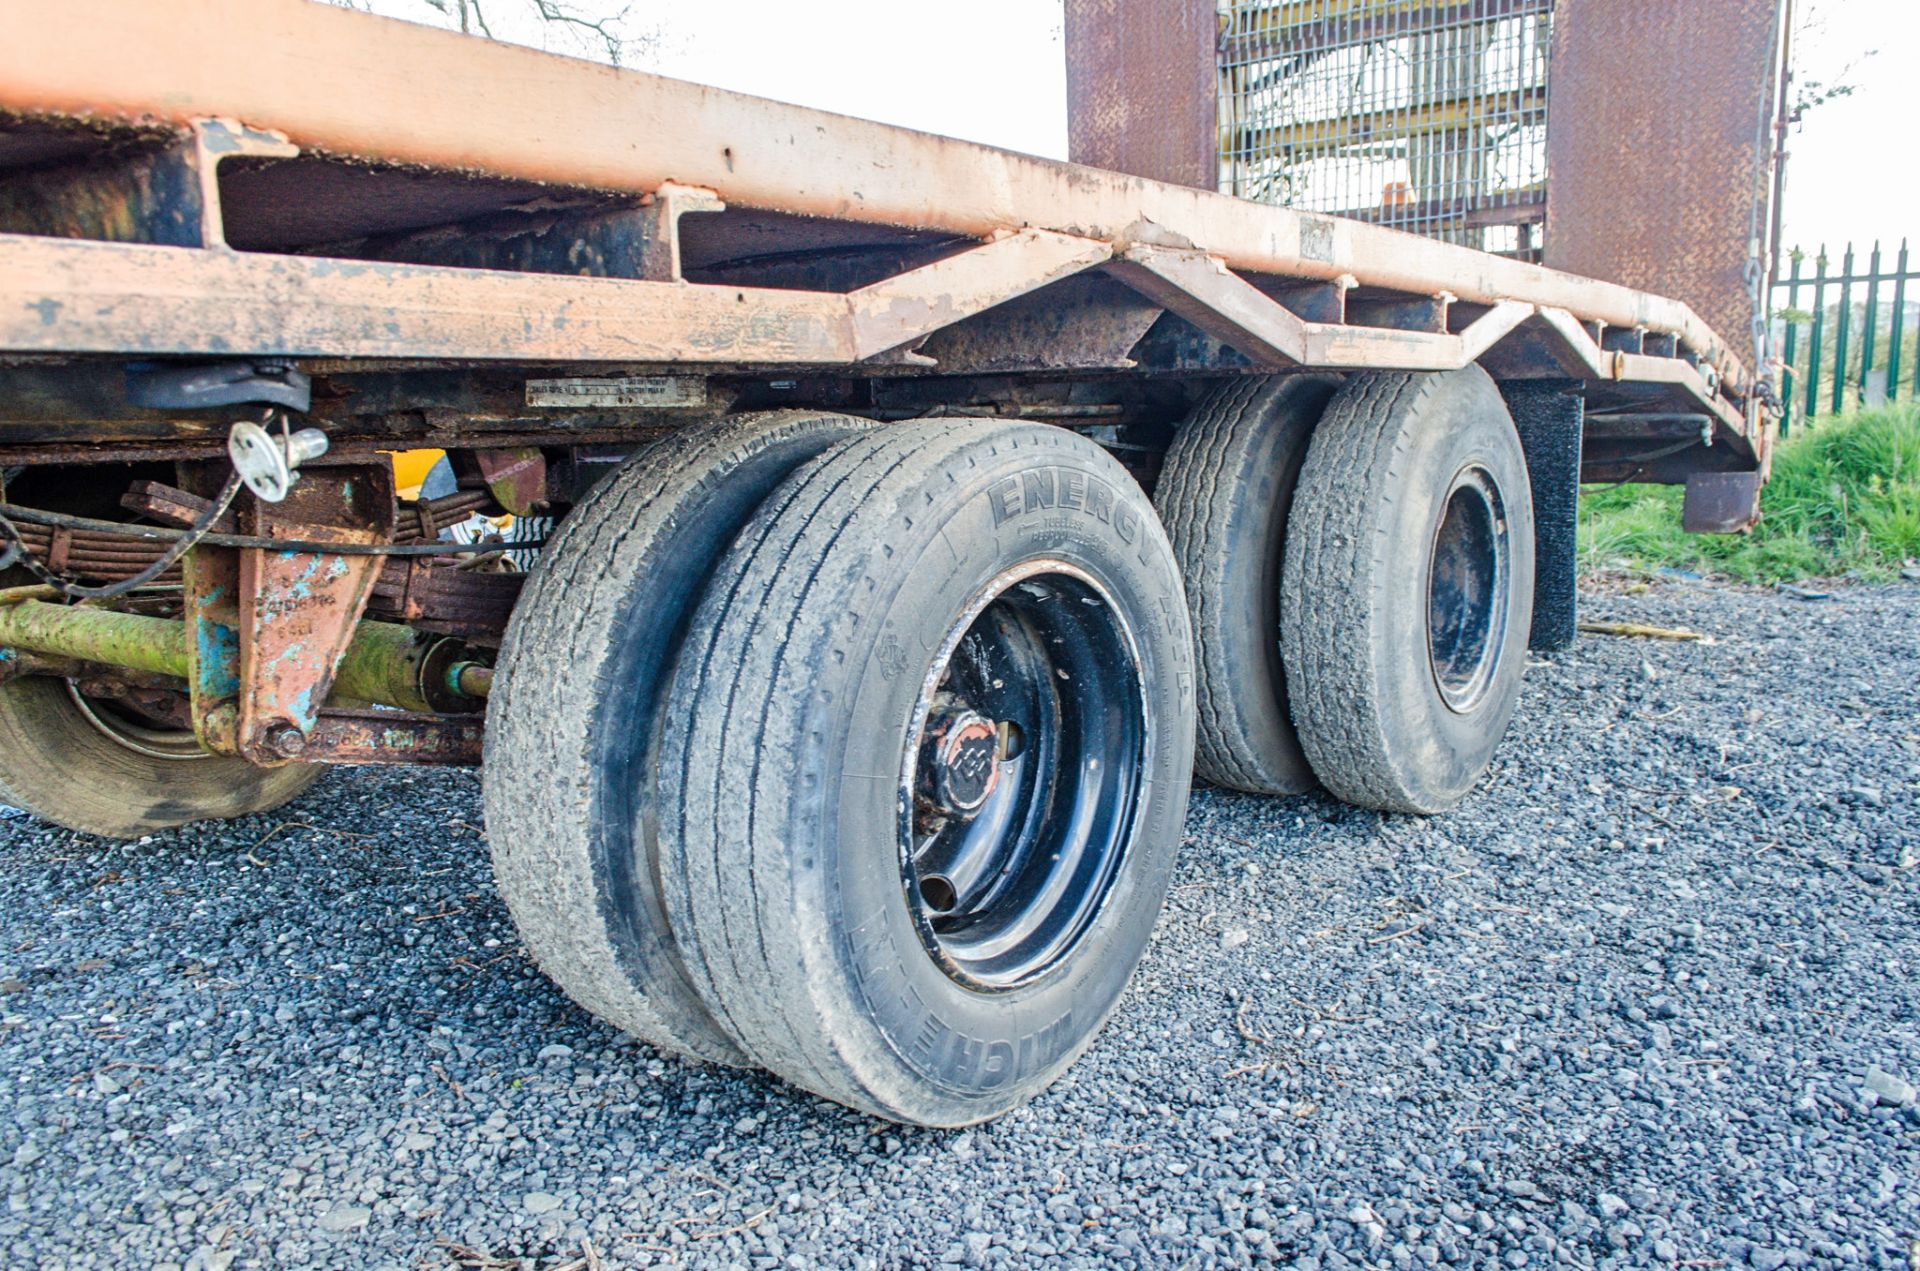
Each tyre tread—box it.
[660,419,1184,1123]
[1154,376,1336,793]
[1282,372,1444,812]
[1281,368,1532,814]
[484,410,870,1065]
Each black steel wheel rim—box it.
[899,560,1148,992]
[1426,464,1511,714]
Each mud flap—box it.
[1500,379,1583,652]
[1682,471,1764,534]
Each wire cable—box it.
[0,501,545,560]
[0,471,244,601]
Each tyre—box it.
[483,410,874,1066]
[1281,367,1535,814]
[657,419,1196,1126]
[0,676,323,837]
[1154,374,1340,794]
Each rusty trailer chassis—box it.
[0,0,1791,1128]
[0,0,1768,772]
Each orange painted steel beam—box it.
[0,230,1755,452]
[0,228,1111,366]
[1114,243,1747,441]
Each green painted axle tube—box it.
[0,599,489,712]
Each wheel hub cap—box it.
[919,708,1002,817]
[898,561,1148,991]
[1427,464,1511,714]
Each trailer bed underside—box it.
[0,0,1764,485]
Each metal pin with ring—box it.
[227,409,332,503]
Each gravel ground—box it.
[2,577,1916,1271]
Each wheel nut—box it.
[264,722,307,759]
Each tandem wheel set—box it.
[5,371,1539,1125]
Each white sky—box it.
[1777,0,1919,253]
[357,0,1070,156]
[357,0,1909,255]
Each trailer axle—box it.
[0,597,490,715]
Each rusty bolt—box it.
[264,722,308,760]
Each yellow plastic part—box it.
[387,448,446,501]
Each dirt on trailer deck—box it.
[1,578,1914,1268]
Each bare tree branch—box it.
[335,0,653,66]
[466,0,496,40]
[1788,0,1875,123]
[528,0,632,65]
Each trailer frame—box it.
[0,0,1787,1126]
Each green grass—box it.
[1578,403,1920,583]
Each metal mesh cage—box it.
[1219,0,1554,258]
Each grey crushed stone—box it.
[0,578,1916,1269]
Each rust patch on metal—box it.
[915,274,1163,374]
[234,462,396,765]
[337,179,721,283]
[0,117,292,249]
[1682,470,1764,534]
[0,226,1112,369]
[469,447,545,517]
[1065,0,1218,190]
[4,520,183,584]
[177,462,244,755]
[1543,0,1783,361]
[367,559,522,642]
[303,707,483,766]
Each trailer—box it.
[0,0,1770,1126]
